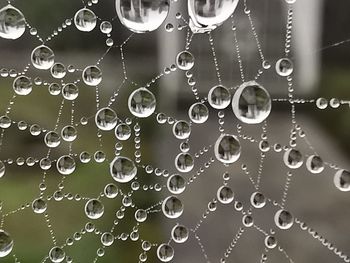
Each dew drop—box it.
[162,196,183,219]
[176,51,194,70]
[61,126,77,142]
[175,153,194,173]
[188,102,209,124]
[250,192,266,208]
[56,155,76,175]
[167,174,186,194]
[104,183,118,198]
[214,134,241,164]
[135,209,147,222]
[31,45,55,70]
[275,58,294,76]
[283,148,303,169]
[74,8,97,32]
[333,169,350,192]
[85,199,104,219]
[13,76,32,95]
[128,88,156,118]
[82,65,102,86]
[51,63,66,79]
[274,209,294,230]
[157,243,174,262]
[101,232,114,246]
[0,230,13,257]
[0,161,5,178]
[171,225,188,243]
[217,186,234,204]
[32,198,47,214]
[110,156,137,183]
[0,5,26,40]
[44,131,61,148]
[115,123,131,140]
[208,85,231,109]
[172,120,191,139]
[100,21,112,34]
[49,247,65,263]
[95,107,118,131]
[62,83,79,100]
[306,155,324,174]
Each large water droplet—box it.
[172,120,191,139]
[274,209,294,230]
[13,76,32,96]
[110,156,137,183]
[275,58,293,76]
[208,85,231,109]
[175,153,194,173]
[176,51,194,70]
[250,192,266,208]
[95,107,118,131]
[232,81,271,124]
[217,186,234,204]
[167,174,186,194]
[283,149,303,169]
[101,232,114,246]
[305,155,324,174]
[104,183,119,198]
[116,0,170,33]
[0,5,25,40]
[188,0,239,33]
[74,8,97,32]
[214,134,241,164]
[334,169,350,192]
[188,102,209,124]
[85,199,104,219]
[31,45,55,70]
[82,65,102,86]
[56,155,76,175]
[135,209,147,222]
[0,230,13,257]
[128,88,156,118]
[32,198,47,214]
[62,83,79,100]
[49,247,65,263]
[171,225,188,243]
[157,243,174,262]
[162,196,183,219]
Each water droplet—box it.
[51,63,66,79]
[167,174,186,194]
[0,230,13,257]
[62,83,79,100]
[275,58,293,76]
[208,85,231,109]
[31,45,55,70]
[49,247,65,262]
[162,196,183,219]
[283,148,303,169]
[334,169,350,192]
[0,5,25,40]
[171,225,188,243]
[115,123,131,140]
[274,209,294,229]
[128,88,156,118]
[95,107,118,131]
[101,232,114,246]
[188,102,209,124]
[85,199,104,219]
[176,51,194,70]
[0,161,5,178]
[56,155,76,175]
[74,8,97,32]
[61,126,77,142]
[13,76,32,95]
[44,131,61,148]
[316,98,328,110]
[135,209,147,222]
[217,186,234,204]
[116,0,170,33]
[264,235,277,249]
[242,215,254,227]
[214,134,241,164]
[48,83,61,96]
[172,120,191,139]
[100,21,112,34]
[232,81,271,124]
[250,192,266,208]
[32,198,47,214]
[188,0,239,33]
[104,183,118,198]
[82,65,102,86]
[306,155,324,174]
[110,156,137,183]
[175,153,194,173]
[157,243,174,262]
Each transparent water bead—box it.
[0,5,26,40]
[176,51,194,70]
[56,155,76,175]
[264,236,277,249]
[217,186,234,204]
[208,85,231,109]
[49,246,65,263]
[95,107,118,131]
[188,102,209,124]
[0,230,13,257]
[162,196,183,219]
[135,209,147,222]
[32,198,47,214]
[101,232,114,246]
[13,76,32,95]
[167,174,186,194]
[100,21,112,34]
[0,161,5,178]
[188,0,239,33]
[85,199,104,219]
[110,156,137,183]
[214,134,241,164]
[62,83,79,100]
[115,123,131,140]
[171,225,188,243]
[104,183,118,198]
[44,131,61,148]
[128,88,156,118]
[157,243,174,262]
[51,63,66,79]
[82,65,102,86]
[333,169,350,192]
[61,125,77,142]
[0,116,11,129]
[283,148,303,169]
[306,155,324,174]
[74,8,97,32]
[175,153,194,173]
[31,45,55,70]
[232,81,271,124]
[250,192,266,208]
[275,58,294,77]
[115,0,170,33]
[172,120,191,139]
[274,209,294,230]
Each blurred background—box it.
[0,0,349,262]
